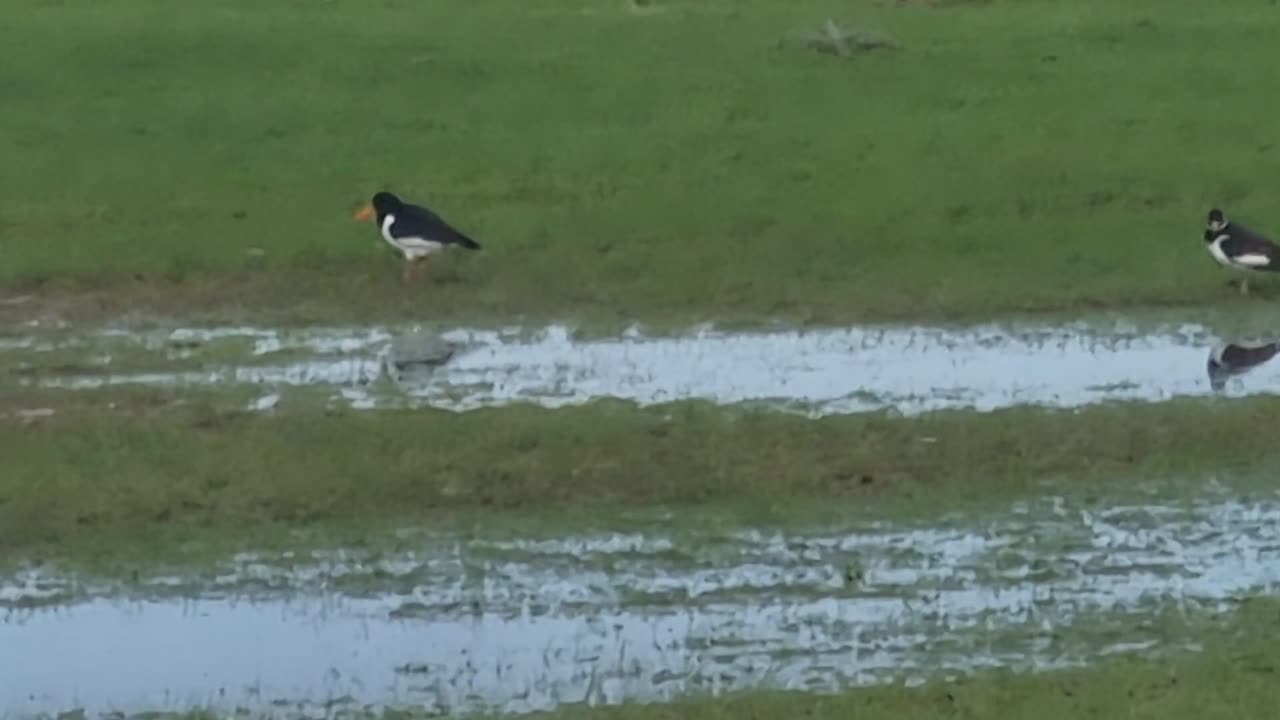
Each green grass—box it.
[5,0,1280,326]
[7,388,1280,565]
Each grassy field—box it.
[5,388,1280,568]
[9,1,1280,714]
[6,0,1280,326]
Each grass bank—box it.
[5,0,1280,326]
[5,389,1280,565]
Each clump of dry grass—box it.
[783,19,900,58]
[627,0,664,14]
[896,0,992,7]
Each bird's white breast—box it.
[1207,238,1232,267]
[380,214,399,247]
[381,213,444,259]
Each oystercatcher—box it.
[1204,208,1280,295]
[354,191,481,282]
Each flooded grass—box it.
[502,596,1280,720]
[7,478,1271,601]
[9,316,1280,416]
[5,486,1280,717]
[9,387,1280,564]
[35,614,1280,720]
[9,321,1276,718]
[11,0,1280,714]
[12,618,1280,720]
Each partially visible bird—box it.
[354,191,481,283]
[1203,208,1280,295]
[1207,340,1280,391]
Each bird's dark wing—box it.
[397,203,481,249]
[1220,232,1280,269]
[1229,221,1280,250]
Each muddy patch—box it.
[4,484,1279,717]
[3,320,1280,415]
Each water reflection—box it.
[4,490,1280,717]
[1207,341,1280,392]
[11,322,1280,414]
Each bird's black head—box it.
[372,192,402,215]
[354,191,404,223]
[1207,208,1229,233]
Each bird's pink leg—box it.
[407,258,427,284]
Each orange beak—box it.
[354,204,375,222]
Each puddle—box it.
[4,485,1279,717]
[6,320,1280,416]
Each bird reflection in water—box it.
[1207,341,1280,391]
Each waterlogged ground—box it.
[4,481,1279,718]
[8,310,1280,717]
[6,310,1280,416]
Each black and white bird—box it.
[1203,208,1280,295]
[1207,340,1280,391]
[354,191,481,282]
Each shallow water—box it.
[4,485,1278,718]
[6,318,1280,416]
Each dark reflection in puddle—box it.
[1207,340,1280,392]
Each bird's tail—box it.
[456,234,481,250]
